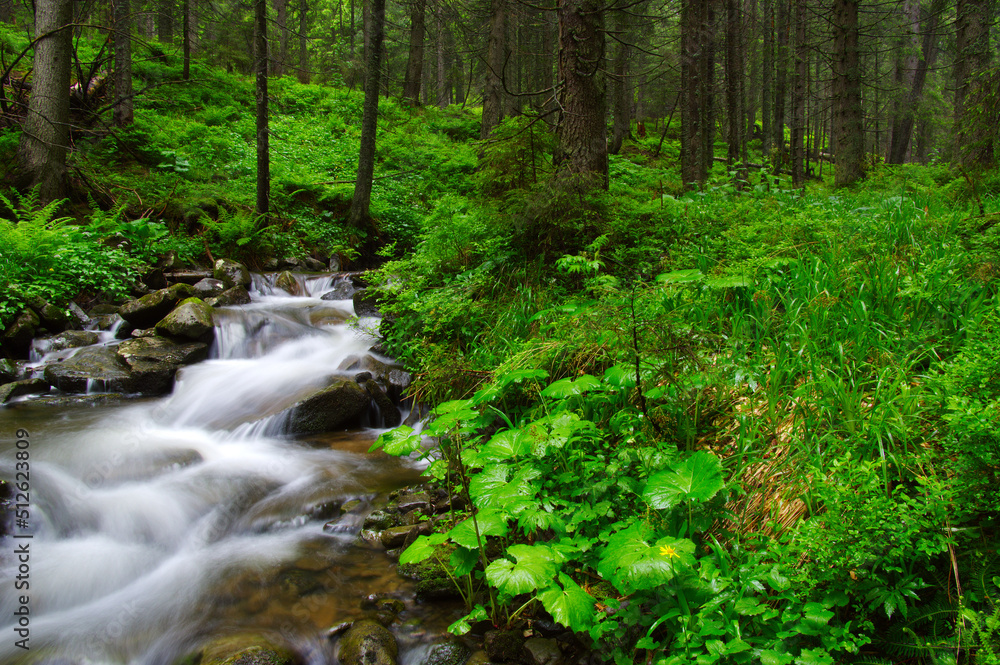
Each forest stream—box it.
[0,273,454,665]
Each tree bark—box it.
[772,0,788,169]
[790,0,805,186]
[480,0,506,138]
[113,0,134,127]
[609,10,632,155]
[298,0,309,83]
[887,0,943,164]
[402,0,426,105]
[831,0,864,185]
[158,0,173,43]
[255,0,270,221]
[348,0,385,228]
[554,0,607,188]
[274,0,289,77]
[954,0,993,166]
[699,0,716,183]
[0,1,13,23]
[761,0,773,156]
[18,0,73,202]
[182,0,190,80]
[681,0,703,186]
[725,0,745,182]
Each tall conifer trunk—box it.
[831,0,864,185]
[113,0,134,127]
[255,0,270,221]
[402,0,425,104]
[348,0,385,229]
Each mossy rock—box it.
[156,298,215,340]
[422,640,472,665]
[338,620,398,665]
[196,634,297,665]
[396,544,462,600]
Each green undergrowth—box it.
[373,156,1000,664]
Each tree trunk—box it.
[113,0,134,126]
[348,0,385,228]
[772,0,788,169]
[699,0,717,184]
[554,0,607,188]
[255,0,270,221]
[0,1,13,23]
[18,0,73,203]
[182,0,190,80]
[887,0,943,164]
[158,0,173,43]
[954,0,993,166]
[480,0,506,138]
[402,0,425,104]
[831,0,864,185]
[761,0,773,157]
[681,0,703,187]
[298,0,309,83]
[436,8,448,107]
[790,0,805,185]
[609,10,632,155]
[272,0,288,77]
[725,0,745,181]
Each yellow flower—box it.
[659,544,679,559]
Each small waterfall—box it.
[0,272,430,665]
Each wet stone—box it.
[522,638,562,665]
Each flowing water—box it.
[0,274,454,665]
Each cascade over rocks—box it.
[43,346,133,393]
[45,330,101,352]
[284,377,371,434]
[206,286,252,307]
[117,337,209,394]
[2,309,40,357]
[193,278,227,297]
[275,271,301,295]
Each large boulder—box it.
[116,337,209,394]
[214,259,252,290]
[421,641,472,665]
[274,271,301,296]
[337,620,398,665]
[119,283,195,328]
[361,378,400,428]
[43,346,133,393]
[46,330,101,352]
[206,286,252,307]
[192,278,226,298]
[27,295,68,331]
[0,378,50,403]
[0,359,18,383]
[352,290,381,317]
[321,280,357,301]
[196,633,297,665]
[2,309,40,358]
[156,298,215,341]
[285,378,370,434]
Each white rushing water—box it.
[0,274,423,665]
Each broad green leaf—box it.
[643,451,725,510]
[540,375,603,399]
[399,533,448,564]
[427,399,480,434]
[447,604,489,636]
[706,275,750,288]
[371,426,421,455]
[498,368,549,388]
[603,364,637,389]
[447,509,509,549]
[480,428,533,461]
[538,573,595,630]
[596,524,695,594]
[764,566,790,591]
[734,597,766,616]
[450,546,480,577]
[469,464,538,514]
[657,269,703,284]
[760,650,794,665]
[485,545,558,595]
[794,648,833,665]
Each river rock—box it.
[321,280,357,301]
[304,257,327,271]
[0,378,50,403]
[0,359,18,383]
[67,301,91,328]
[117,337,209,394]
[89,304,120,316]
[143,267,169,290]
[214,259,252,290]
[43,346,132,393]
[206,286,252,307]
[353,290,381,317]
[156,298,214,341]
[484,631,524,663]
[338,620,398,665]
[193,278,226,297]
[284,378,370,434]
[362,379,401,428]
[522,639,562,665]
[379,523,430,549]
[46,330,101,352]
[329,255,342,272]
[27,295,68,330]
[275,271,301,296]
[363,509,402,531]
[2,309,40,357]
[397,544,462,600]
[119,283,196,328]
[421,641,472,665]
[197,634,297,665]
[164,270,214,285]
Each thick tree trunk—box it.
[725,0,745,182]
[276,0,289,77]
[298,0,309,83]
[761,0,773,157]
[18,0,73,202]
[772,0,788,169]
[699,0,716,183]
[348,0,385,228]
[831,0,864,185]
[182,0,190,80]
[436,9,448,107]
[255,0,270,221]
[113,0,134,126]
[609,11,632,155]
[158,0,173,43]
[887,0,943,164]
[402,0,425,104]
[954,0,993,166]
[681,0,702,186]
[554,0,607,188]
[480,0,506,138]
[790,0,805,186]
